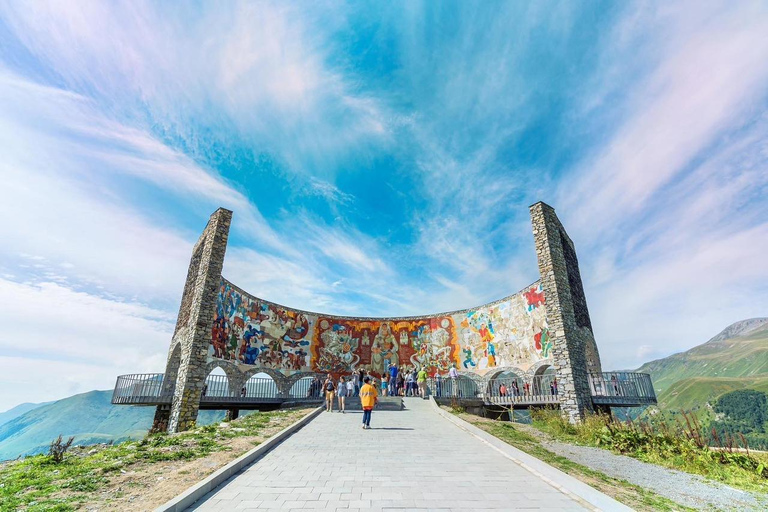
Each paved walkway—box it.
[190,399,589,511]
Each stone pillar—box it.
[530,202,601,422]
[154,208,232,433]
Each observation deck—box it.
[112,371,656,410]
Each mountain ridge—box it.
[0,390,227,461]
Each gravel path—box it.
[540,438,768,510]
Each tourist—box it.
[410,368,418,396]
[511,380,519,398]
[523,381,530,396]
[499,383,507,397]
[382,372,388,396]
[435,373,443,397]
[448,364,458,397]
[324,374,336,412]
[388,364,399,396]
[358,368,365,394]
[611,374,620,395]
[345,374,354,403]
[417,366,428,398]
[240,385,247,398]
[359,376,378,429]
[550,378,558,396]
[396,373,404,396]
[404,370,414,397]
[337,376,347,413]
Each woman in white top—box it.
[337,376,348,413]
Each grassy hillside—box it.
[0,390,226,461]
[638,319,768,398]
[634,319,768,421]
[0,401,50,428]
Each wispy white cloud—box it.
[558,0,768,368]
[0,0,390,179]
[0,278,172,410]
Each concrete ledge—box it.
[429,398,631,512]
[154,406,324,512]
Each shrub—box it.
[49,434,75,463]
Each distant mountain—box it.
[0,401,51,428]
[636,318,768,420]
[0,390,226,461]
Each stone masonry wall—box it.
[530,202,600,422]
[155,208,232,433]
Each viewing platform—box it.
[112,371,656,410]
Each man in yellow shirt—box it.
[359,376,378,429]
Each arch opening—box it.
[241,372,278,399]
[532,364,557,396]
[203,366,231,398]
[489,370,523,398]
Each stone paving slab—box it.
[189,399,590,511]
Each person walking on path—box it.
[417,366,428,398]
[337,376,347,413]
[323,374,336,412]
[359,376,378,429]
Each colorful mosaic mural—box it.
[211,280,314,373]
[312,317,456,377]
[209,279,549,376]
[455,283,549,373]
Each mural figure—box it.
[210,280,313,374]
[371,323,398,374]
[315,321,361,374]
[454,283,550,373]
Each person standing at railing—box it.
[435,373,443,397]
[240,385,247,398]
[511,380,519,398]
[611,374,620,396]
[448,364,458,397]
[550,378,558,396]
[323,374,336,412]
[499,383,507,397]
[523,381,530,397]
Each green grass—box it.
[457,413,690,511]
[0,408,308,512]
[530,409,768,494]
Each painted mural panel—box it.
[208,278,550,377]
[210,279,316,374]
[312,317,456,376]
[451,283,550,374]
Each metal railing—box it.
[112,373,169,404]
[484,375,561,405]
[113,371,656,407]
[111,374,303,405]
[589,372,656,405]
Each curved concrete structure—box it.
[113,202,652,432]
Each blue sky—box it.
[0,1,767,411]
